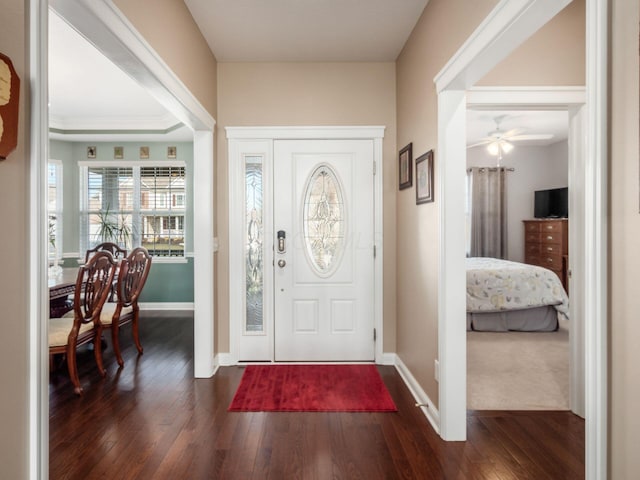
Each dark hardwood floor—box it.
[49,313,585,479]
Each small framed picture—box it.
[398,143,412,190]
[415,150,434,204]
[87,146,97,159]
[167,146,177,159]
[139,146,149,159]
[114,146,123,160]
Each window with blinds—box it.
[80,162,186,257]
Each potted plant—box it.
[48,214,62,276]
[95,204,132,248]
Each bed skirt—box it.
[467,305,559,332]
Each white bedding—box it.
[466,257,569,319]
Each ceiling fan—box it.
[467,115,554,165]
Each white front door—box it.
[273,139,375,361]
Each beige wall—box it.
[395,0,500,407]
[395,0,584,407]
[478,0,585,86]
[0,1,29,477]
[610,0,640,476]
[217,62,397,353]
[113,0,218,117]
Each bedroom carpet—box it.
[467,318,570,410]
[228,364,398,412]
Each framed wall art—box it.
[398,143,412,190]
[415,149,434,204]
[0,52,20,160]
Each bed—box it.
[466,257,569,332]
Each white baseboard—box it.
[139,302,194,311]
[211,356,221,376]
[216,353,235,366]
[379,352,397,366]
[393,354,441,434]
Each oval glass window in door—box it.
[302,164,346,274]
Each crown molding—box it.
[49,111,181,131]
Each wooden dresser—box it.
[523,219,568,290]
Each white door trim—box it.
[226,126,385,364]
[567,104,587,418]
[466,86,587,109]
[30,2,216,476]
[28,2,50,478]
[584,1,608,478]
[435,2,607,480]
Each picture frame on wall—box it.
[114,146,123,160]
[398,143,413,190]
[167,146,177,159]
[140,146,149,159]
[87,146,96,159]
[415,149,434,204]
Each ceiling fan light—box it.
[487,142,500,156]
[501,140,514,153]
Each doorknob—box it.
[278,259,286,268]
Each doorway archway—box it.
[434,1,607,479]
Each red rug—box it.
[228,364,398,412]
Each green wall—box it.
[49,139,195,303]
[141,258,194,302]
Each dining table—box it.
[48,267,79,318]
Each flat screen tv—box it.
[534,187,568,218]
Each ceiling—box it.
[467,109,568,149]
[183,0,428,62]
[49,4,568,146]
[48,11,191,142]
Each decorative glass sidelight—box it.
[303,164,345,274]
[245,156,264,332]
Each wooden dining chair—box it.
[85,243,127,301]
[49,251,117,395]
[85,242,127,263]
[100,247,152,367]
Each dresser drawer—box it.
[525,254,540,265]
[538,254,563,270]
[540,232,562,244]
[524,222,540,233]
[539,243,562,255]
[539,221,564,233]
[525,232,540,243]
[525,243,540,256]
[523,219,568,290]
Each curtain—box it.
[467,167,508,259]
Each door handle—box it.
[278,259,286,268]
